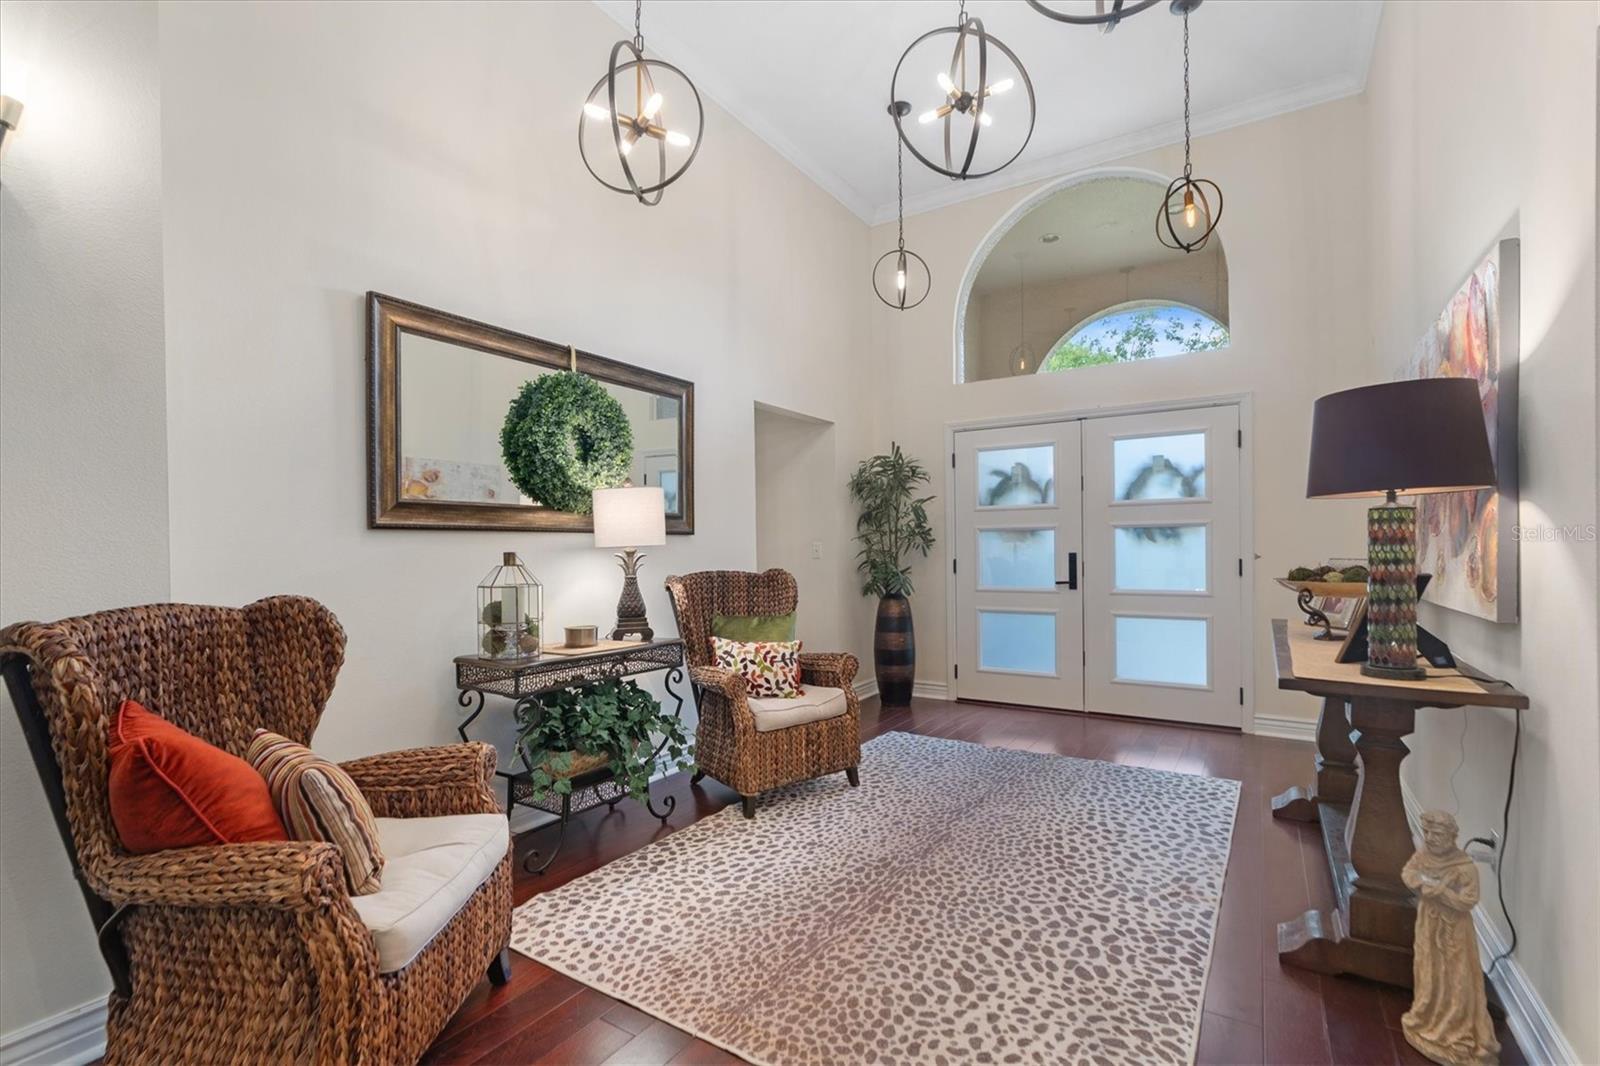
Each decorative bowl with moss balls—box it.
[1276,562,1369,639]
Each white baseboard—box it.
[851,678,949,703]
[1397,779,1578,1065]
[1251,714,1317,741]
[0,997,106,1066]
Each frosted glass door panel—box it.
[1114,616,1208,687]
[977,445,1055,507]
[978,529,1056,589]
[955,421,1082,710]
[1113,525,1208,592]
[978,611,1056,675]
[1112,433,1207,501]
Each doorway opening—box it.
[753,403,841,651]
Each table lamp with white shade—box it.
[593,485,667,641]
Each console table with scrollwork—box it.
[453,638,687,874]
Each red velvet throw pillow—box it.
[107,699,288,853]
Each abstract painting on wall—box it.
[1402,238,1520,622]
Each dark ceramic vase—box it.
[873,593,915,706]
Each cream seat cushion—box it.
[747,685,849,733]
[350,813,508,973]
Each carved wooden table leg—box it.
[1279,696,1418,987]
[1272,696,1359,822]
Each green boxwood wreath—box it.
[500,372,634,513]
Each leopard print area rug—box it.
[510,731,1240,1066]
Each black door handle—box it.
[1057,552,1078,590]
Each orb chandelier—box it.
[1155,1,1222,253]
[889,1,1036,181]
[1024,0,1182,33]
[578,0,703,206]
[873,120,931,311]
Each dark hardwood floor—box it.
[426,697,1524,1066]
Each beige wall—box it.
[969,250,1230,381]
[158,0,876,770]
[870,97,1374,725]
[1362,2,1598,1060]
[0,0,166,1037]
[753,405,853,654]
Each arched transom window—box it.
[959,176,1230,382]
[1040,300,1229,373]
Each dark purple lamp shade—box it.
[1306,379,1497,499]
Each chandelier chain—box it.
[958,0,968,26]
[633,0,644,52]
[896,136,906,250]
[1182,11,1192,176]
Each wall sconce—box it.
[0,95,22,159]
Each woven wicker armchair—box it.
[0,596,512,1065]
[664,569,861,817]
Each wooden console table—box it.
[454,639,687,874]
[1270,618,1527,987]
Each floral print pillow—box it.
[712,637,805,699]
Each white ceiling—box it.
[593,0,1382,224]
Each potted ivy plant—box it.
[514,678,694,802]
[848,442,935,706]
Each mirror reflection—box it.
[367,292,692,532]
[397,332,683,514]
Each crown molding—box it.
[875,66,1372,225]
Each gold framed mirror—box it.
[367,293,693,532]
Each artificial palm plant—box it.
[848,442,935,705]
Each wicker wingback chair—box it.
[664,569,861,817]
[0,596,512,1065]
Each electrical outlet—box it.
[1466,830,1503,874]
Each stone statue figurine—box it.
[1401,810,1500,1065]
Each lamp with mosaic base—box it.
[1306,379,1497,681]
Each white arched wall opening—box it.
[951,165,1190,384]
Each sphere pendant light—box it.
[873,117,932,311]
[578,0,704,206]
[889,0,1036,181]
[1156,2,1223,253]
[1024,0,1172,33]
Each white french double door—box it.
[952,404,1244,728]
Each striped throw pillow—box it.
[247,729,384,895]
